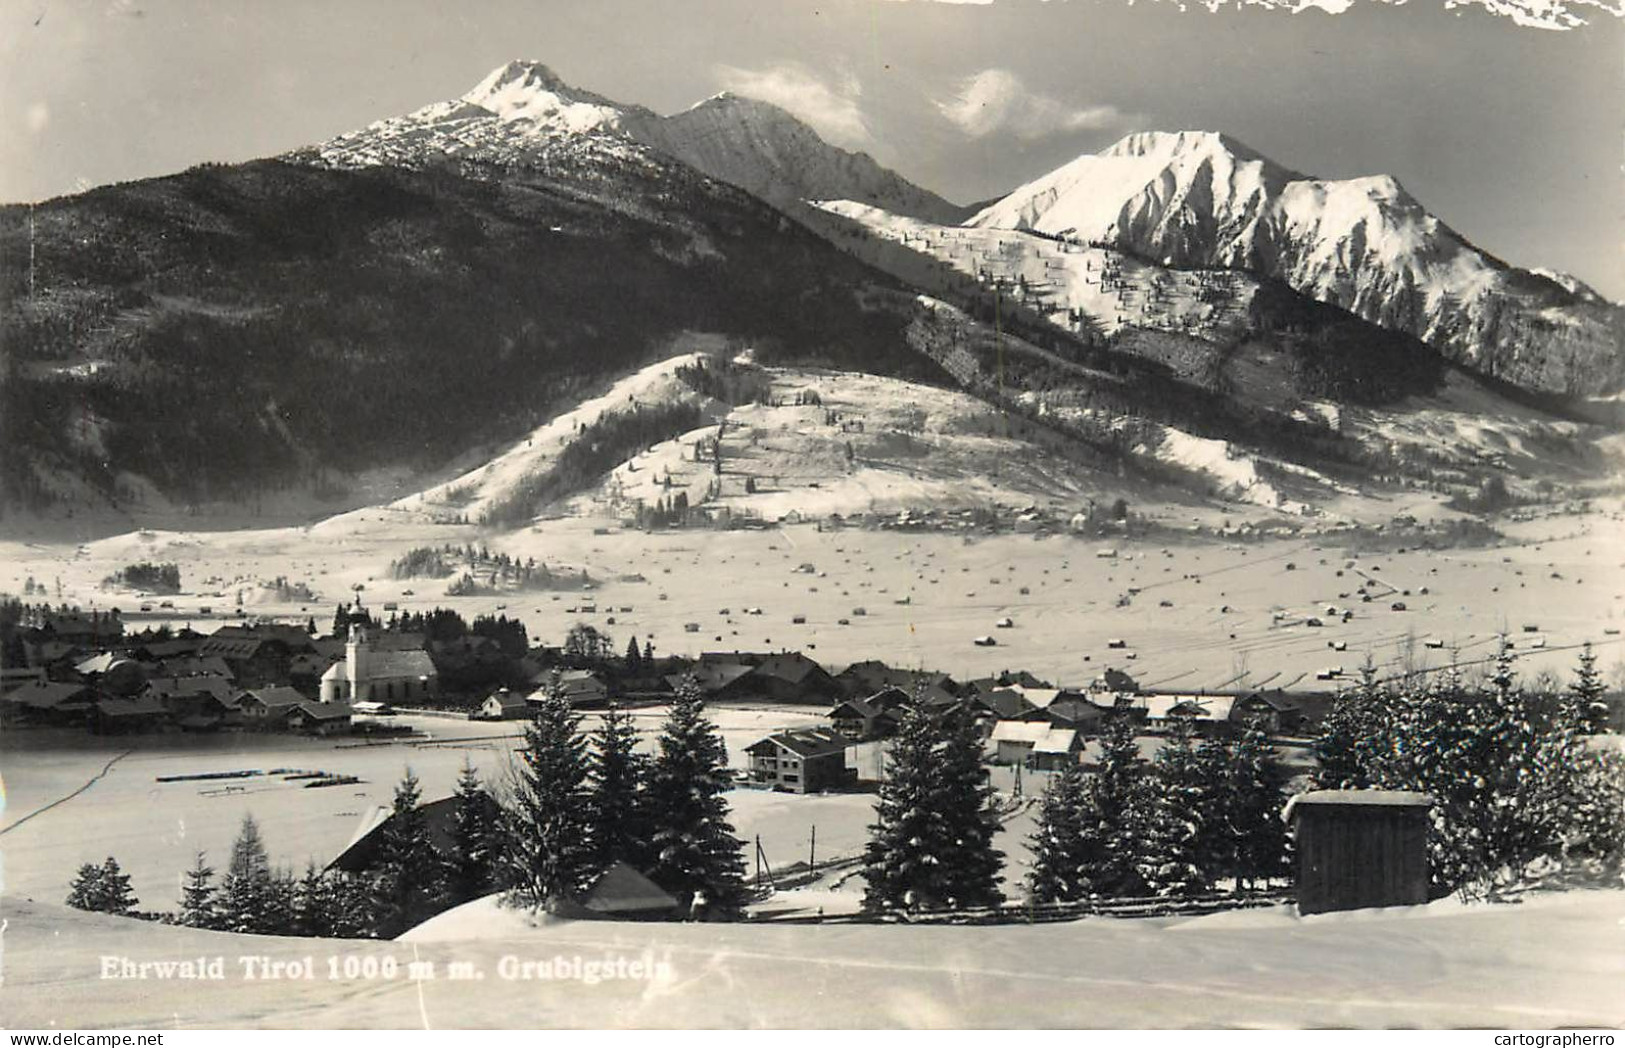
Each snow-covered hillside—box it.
[7,890,1623,1027]
[820,200,1261,341]
[305,60,959,223]
[816,202,1610,510]
[970,131,1624,396]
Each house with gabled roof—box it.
[201,624,313,687]
[286,700,353,736]
[93,694,171,734]
[834,660,957,699]
[745,727,855,794]
[829,686,911,740]
[967,688,1037,723]
[560,861,680,921]
[1230,691,1304,735]
[1029,726,1083,771]
[474,688,529,721]
[236,686,308,726]
[989,720,1052,765]
[1,680,97,724]
[143,675,238,722]
[1141,694,1237,737]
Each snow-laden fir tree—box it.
[863,704,1003,912]
[1027,764,1098,904]
[932,706,1004,908]
[293,861,333,937]
[67,857,137,915]
[1077,710,1149,897]
[586,703,650,872]
[65,862,106,913]
[370,768,450,936]
[218,814,277,933]
[450,757,501,903]
[1221,725,1290,889]
[1571,642,1609,735]
[646,675,747,919]
[177,851,219,929]
[1139,717,1209,897]
[98,857,138,915]
[501,678,595,912]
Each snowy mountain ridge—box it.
[307,59,961,223]
[969,131,1624,395]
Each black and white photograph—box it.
[1,0,1621,1032]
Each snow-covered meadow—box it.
[4,887,1622,1027]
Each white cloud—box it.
[939,69,1124,140]
[25,102,49,135]
[714,63,871,146]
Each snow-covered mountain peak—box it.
[465,59,572,101]
[458,59,630,131]
[970,131,1624,394]
[1101,130,1265,165]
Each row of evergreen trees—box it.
[1313,642,1624,899]
[503,676,747,917]
[1028,716,1288,903]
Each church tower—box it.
[345,623,372,704]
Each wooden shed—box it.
[1287,790,1432,915]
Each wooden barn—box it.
[1287,790,1433,915]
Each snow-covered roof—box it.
[1284,790,1433,821]
[1032,727,1080,755]
[1009,685,1062,709]
[1141,694,1236,721]
[989,720,1051,745]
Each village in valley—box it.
[4,0,1624,1030]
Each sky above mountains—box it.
[2,0,1619,297]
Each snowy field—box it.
[3,888,1622,1028]
[0,707,887,910]
[5,504,1622,693]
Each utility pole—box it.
[809,824,816,876]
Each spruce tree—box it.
[1571,643,1609,735]
[219,814,276,933]
[1027,765,1096,904]
[370,768,450,937]
[933,708,1004,908]
[502,680,595,911]
[1314,663,1386,789]
[66,862,107,912]
[294,861,332,937]
[97,857,138,915]
[450,758,501,903]
[646,675,747,918]
[1141,718,1209,897]
[323,872,377,939]
[863,705,1003,912]
[178,851,218,929]
[1077,711,1149,897]
[624,636,644,675]
[1225,726,1291,889]
[586,704,649,871]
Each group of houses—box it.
[736,657,1314,794]
[1,621,436,736]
